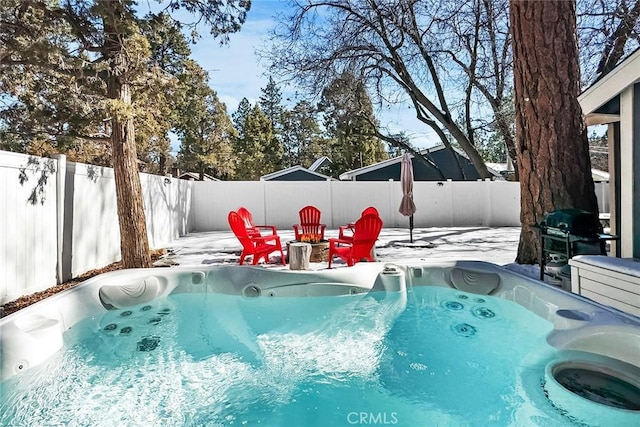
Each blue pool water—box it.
[0,287,600,426]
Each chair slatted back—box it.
[298,205,323,236]
[350,214,383,260]
[228,211,254,251]
[236,207,261,237]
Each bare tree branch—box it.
[265,0,493,179]
[596,0,640,75]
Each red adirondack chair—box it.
[236,207,277,238]
[293,205,326,241]
[338,206,380,242]
[328,213,383,268]
[228,211,286,266]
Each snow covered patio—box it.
[154,226,640,314]
[154,226,535,276]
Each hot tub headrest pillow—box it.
[99,277,162,309]
[449,268,500,295]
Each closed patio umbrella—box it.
[399,153,417,242]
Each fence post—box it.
[262,179,268,225]
[388,179,394,226]
[53,154,66,284]
[483,178,492,226]
[328,178,335,228]
[447,179,454,226]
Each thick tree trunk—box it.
[108,77,152,268]
[510,0,599,264]
[103,2,152,269]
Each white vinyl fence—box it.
[0,150,611,303]
[191,179,523,231]
[1,152,58,304]
[0,152,192,304]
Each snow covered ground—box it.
[155,226,542,281]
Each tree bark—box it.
[102,3,152,268]
[510,0,599,264]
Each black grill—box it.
[538,208,603,238]
[536,208,606,283]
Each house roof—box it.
[485,162,511,173]
[260,165,335,181]
[308,156,332,171]
[339,145,502,181]
[579,48,640,125]
[178,172,220,181]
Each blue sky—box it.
[142,0,435,151]
[189,1,281,114]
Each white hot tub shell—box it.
[1,260,639,383]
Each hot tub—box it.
[1,261,638,426]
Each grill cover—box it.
[539,208,602,237]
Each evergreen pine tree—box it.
[232,98,252,140]
[281,100,327,167]
[234,105,284,179]
[258,76,285,128]
[175,61,237,180]
[319,72,388,175]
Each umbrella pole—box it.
[410,214,414,243]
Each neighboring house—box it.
[260,165,334,181]
[578,48,640,259]
[177,172,220,181]
[485,162,510,174]
[575,48,640,316]
[308,156,332,172]
[339,145,503,181]
[486,160,516,181]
